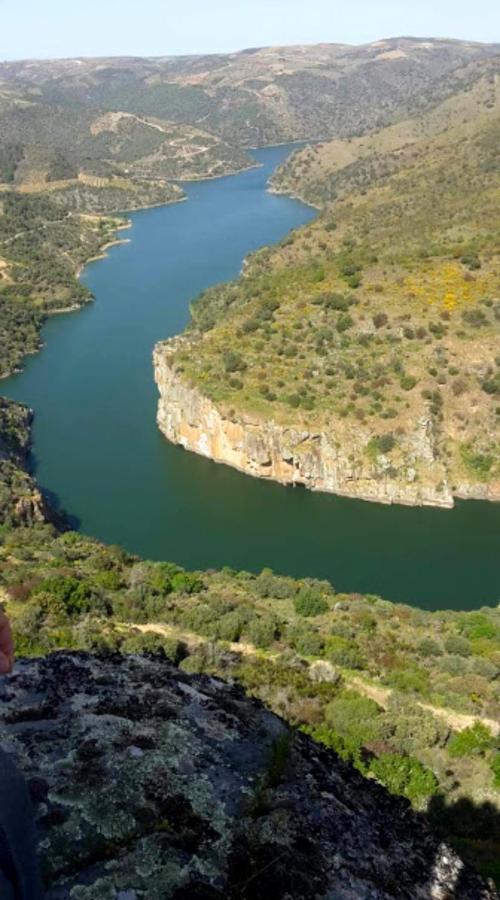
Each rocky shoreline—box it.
[154,340,500,510]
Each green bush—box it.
[326,635,364,669]
[294,589,329,617]
[325,693,382,745]
[32,576,105,618]
[245,615,279,649]
[376,433,396,454]
[369,753,438,805]
[444,635,471,657]
[448,722,493,758]
[171,571,204,594]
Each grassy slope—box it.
[170,73,500,498]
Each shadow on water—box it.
[27,447,81,531]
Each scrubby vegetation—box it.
[0,192,125,376]
[0,406,498,880]
[169,70,500,498]
[0,519,498,880]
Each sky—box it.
[0,0,499,61]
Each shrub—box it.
[294,589,329,618]
[448,722,493,758]
[460,445,494,480]
[369,753,438,805]
[462,309,487,327]
[216,610,248,642]
[482,372,500,396]
[325,693,382,745]
[245,615,279,649]
[460,252,481,270]
[254,571,295,599]
[418,638,443,657]
[444,635,471,657]
[373,313,388,329]
[32,576,101,618]
[290,627,324,657]
[337,313,353,332]
[376,433,396,454]
[223,351,246,373]
[324,293,350,311]
[327,635,365,669]
[171,571,204,594]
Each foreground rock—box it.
[0,652,495,899]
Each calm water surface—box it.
[3,145,499,610]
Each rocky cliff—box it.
[0,650,496,899]
[154,342,499,508]
[0,398,56,526]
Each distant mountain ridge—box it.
[1,37,499,191]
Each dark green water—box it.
[2,145,499,610]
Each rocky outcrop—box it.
[0,398,57,526]
[0,651,496,899]
[155,342,500,508]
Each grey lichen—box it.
[0,652,496,899]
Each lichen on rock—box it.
[0,652,496,898]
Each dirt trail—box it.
[349,676,499,737]
[125,621,500,737]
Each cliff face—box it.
[0,398,56,527]
[154,343,499,508]
[1,651,496,899]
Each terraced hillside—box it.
[156,67,500,507]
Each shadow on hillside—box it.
[427,793,500,887]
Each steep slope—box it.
[0,651,496,898]
[155,71,500,507]
[0,399,498,881]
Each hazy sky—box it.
[1,0,499,61]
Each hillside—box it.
[2,37,500,388]
[0,401,498,884]
[1,38,499,195]
[0,191,133,376]
[156,67,500,507]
